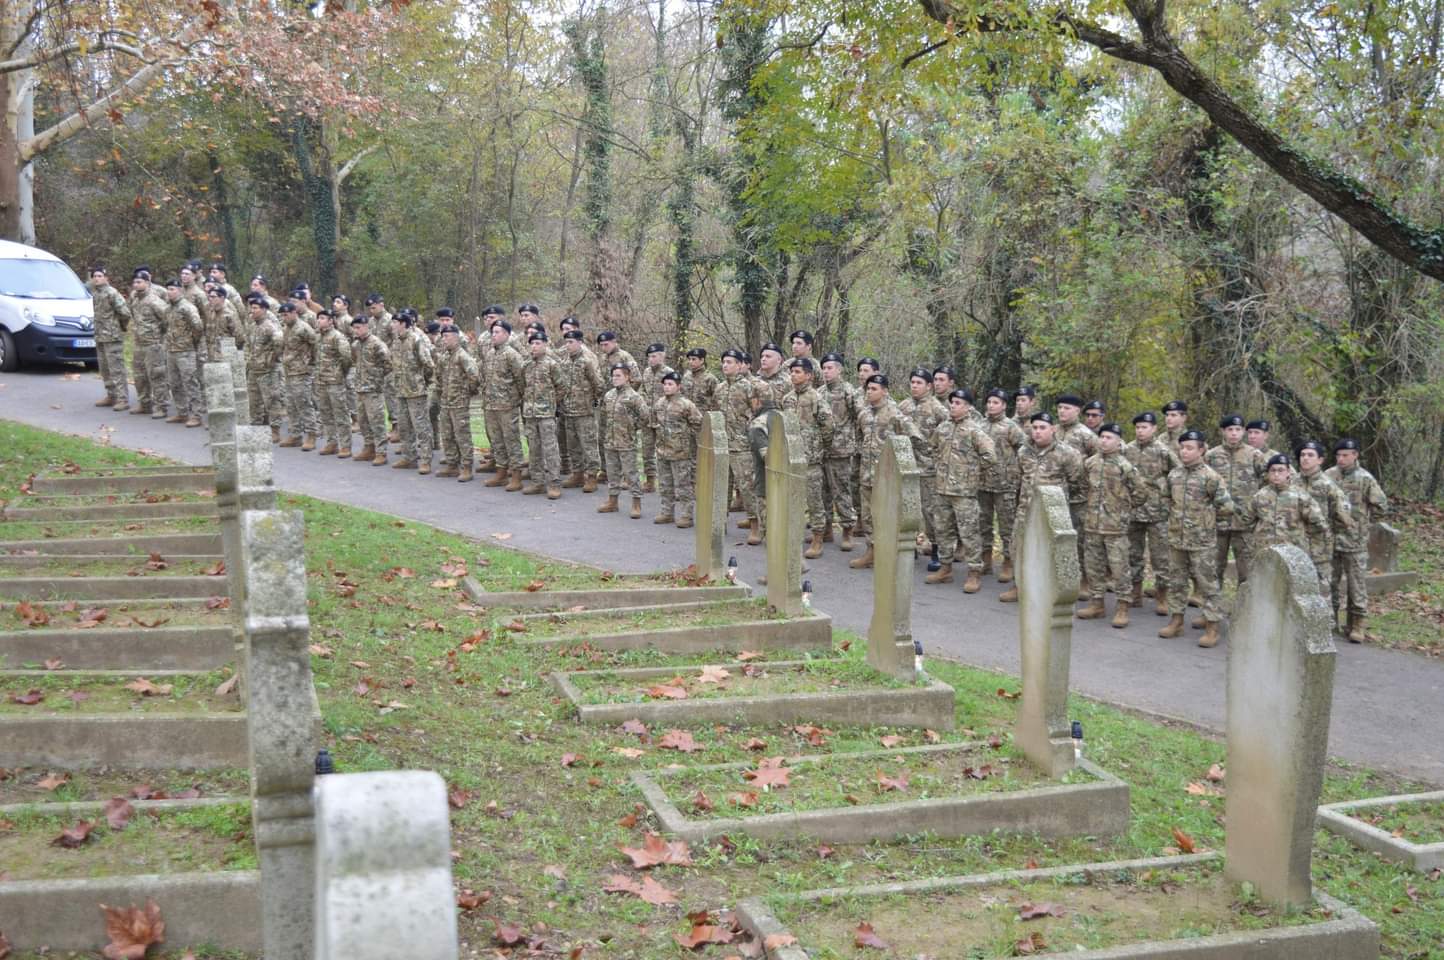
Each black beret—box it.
[949,388,975,404]
[277,301,296,312]
[646,342,666,355]
[1334,437,1360,452]
[596,331,616,343]
[1266,453,1290,469]
[482,304,506,317]
[760,341,784,358]
[661,370,680,383]
[204,285,224,296]
[986,388,1008,401]
[1246,419,1270,431]
[857,356,880,371]
[1015,386,1036,399]
[333,294,351,306]
[1163,400,1188,413]
[866,373,889,388]
[1030,412,1054,424]
[364,293,384,306]
[560,315,580,329]
[164,277,182,288]
[245,292,265,305]
[722,348,744,361]
[435,307,454,318]
[1098,422,1122,437]
[933,365,957,381]
[290,286,308,298]
[398,313,415,326]
[685,347,707,359]
[518,303,540,316]
[609,362,631,375]
[790,357,814,373]
[185,259,203,271]
[1179,429,1206,444]
[133,267,153,281]
[821,352,844,365]
[909,367,932,383]
[1056,394,1083,407]
[491,319,513,333]
[1219,414,1244,428]
[1133,412,1157,425]
[350,315,366,325]
[209,261,227,272]
[528,331,548,342]
[788,329,814,344]
[524,320,544,332]
[1296,440,1325,458]
[1084,400,1105,412]
[739,351,752,364]
[424,321,441,334]
[563,329,584,341]
[251,274,267,285]
[438,323,459,334]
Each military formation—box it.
[87,271,1392,648]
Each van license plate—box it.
[73,338,95,348]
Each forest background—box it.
[5,0,1444,498]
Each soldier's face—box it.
[857,365,877,385]
[1084,410,1103,428]
[1247,428,1268,449]
[791,338,809,357]
[354,322,368,337]
[1268,464,1291,488]
[92,271,108,287]
[600,340,617,354]
[909,377,929,399]
[1164,410,1185,430]
[722,357,740,376]
[208,292,224,309]
[530,340,547,357]
[368,302,384,318]
[318,315,332,332]
[1134,421,1156,442]
[1336,449,1358,469]
[332,298,347,313]
[442,331,459,349]
[1057,402,1079,424]
[565,339,582,355]
[933,374,951,396]
[663,379,680,396]
[865,382,886,405]
[490,326,508,345]
[251,279,264,293]
[949,397,968,420]
[165,286,181,301]
[210,268,224,283]
[821,361,841,383]
[1015,395,1033,416]
[985,396,1005,417]
[1099,432,1121,454]
[248,304,263,319]
[1030,421,1054,446]
[612,369,627,388]
[1299,449,1322,473]
[180,268,196,285]
[648,352,665,368]
[687,356,703,371]
[790,367,808,388]
[1222,425,1244,445]
[760,351,782,374]
[1180,440,1204,465]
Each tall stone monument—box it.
[695,412,728,582]
[764,409,806,616]
[866,434,920,681]
[1015,485,1080,778]
[1225,543,1337,909]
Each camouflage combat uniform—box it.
[315,323,353,453]
[682,366,719,411]
[352,329,391,452]
[978,410,1028,568]
[1164,460,1233,623]
[857,395,924,543]
[1123,434,1180,593]
[1056,419,1098,571]
[1081,449,1142,601]
[481,339,526,474]
[280,313,320,441]
[203,296,239,364]
[596,347,642,477]
[602,381,649,498]
[1016,441,1085,539]
[1297,468,1353,596]
[1242,482,1327,556]
[247,312,285,432]
[392,326,436,465]
[716,372,761,522]
[163,295,204,420]
[899,393,948,547]
[371,309,398,433]
[561,346,605,480]
[1205,440,1267,583]
[639,362,676,485]
[782,380,834,534]
[91,281,131,407]
[521,351,566,489]
[933,413,997,571]
[435,340,480,472]
[821,378,865,535]
[1324,462,1389,619]
[654,392,704,523]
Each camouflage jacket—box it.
[934,416,998,497]
[480,341,525,411]
[1323,465,1388,553]
[1165,426,1187,458]
[280,315,319,375]
[127,289,164,345]
[249,315,285,371]
[1018,441,1084,516]
[639,363,676,427]
[436,344,479,409]
[858,397,923,488]
[372,311,395,350]
[782,384,833,466]
[1205,442,1266,532]
[755,370,791,409]
[1122,437,1180,524]
[392,328,435,398]
[90,283,130,341]
[1165,461,1233,550]
[1057,420,1099,457]
[163,298,203,352]
[521,353,565,418]
[602,385,649,450]
[216,281,245,321]
[1081,451,1143,535]
[203,299,239,362]
[316,327,352,386]
[899,394,948,477]
[182,282,208,322]
[654,394,704,460]
[1296,470,1353,565]
[1243,485,1327,553]
[980,413,1028,492]
[352,333,390,393]
[560,349,605,416]
[600,347,641,382]
[682,368,719,411]
[821,379,865,459]
[715,374,759,453]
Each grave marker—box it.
[764,409,806,616]
[866,434,920,681]
[220,337,250,423]
[1015,484,1080,778]
[695,412,728,582]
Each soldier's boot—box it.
[1187,591,1202,607]
[436,464,459,478]
[130,405,151,415]
[337,445,353,460]
[641,477,655,494]
[746,518,762,547]
[582,474,598,494]
[676,514,693,529]
[113,402,130,413]
[371,451,388,467]
[95,395,114,407]
[1129,581,1144,608]
[1347,613,1366,644]
[839,526,855,552]
[630,497,643,520]
[391,458,415,470]
[822,525,834,543]
[166,414,187,424]
[1076,599,1106,620]
[963,570,983,594]
[653,512,675,525]
[418,458,432,476]
[981,550,994,576]
[484,467,508,487]
[596,469,607,483]
[1158,614,1185,639]
[804,532,824,559]
[1079,575,1091,595]
[1198,620,1220,648]
[504,469,524,492]
[319,442,338,456]
[737,515,752,531]
[998,585,1019,603]
[924,562,953,585]
[300,434,316,451]
[561,471,584,489]
[597,495,619,514]
[271,425,282,443]
[1154,585,1169,616]
[998,558,1014,583]
[1111,600,1130,629]
[522,481,545,495]
[1191,615,1206,629]
[279,434,302,447]
[152,408,168,419]
[185,416,203,429]
[387,429,401,444]
[547,485,562,500]
[848,544,875,570]
[355,444,376,463]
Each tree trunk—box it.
[289,115,338,295]
[15,69,33,244]
[0,69,19,242]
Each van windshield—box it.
[0,258,89,300]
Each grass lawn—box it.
[1,418,1442,960]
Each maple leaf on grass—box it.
[52,820,96,848]
[1018,902,1066,920]
[1171,826,1198,854]
[691,790,714,812]
[603,872,679,905]
[619,832,693,868]
[854,922,890,950]
[879,734,905,748]
[658,729,702,753]
[620,718,649,738]
[645,678,689,700]
[456,888,491,910]
[874,770,909,792]
[742,737,767,751]
[675,920,734,950]
[37,772,70,791]
[493,922,525,946]
[792,724,830,746]
[1206,763,1226,783]
[727,791,759,808]
[697,664,730,684]
[11,689,44,705]
[103,797,134,831]
[99,899,165,960]
[124,677,172,697]
[1015,931,1048,955]
[743,757,791,790]
[764,933,799,950]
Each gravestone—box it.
[220,337,250,423]
[1226,543,1336,909]
[240,509,319,959]
[1015,485,1080,778]
[866,435,920,681]
[314,771,458,960]
[205,363,238,498]
[764,409,806,616]
[1366,521,1417,593]
[695,412,728,582]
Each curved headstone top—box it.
[1016,484,1079,778]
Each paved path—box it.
[3,369,1441,785]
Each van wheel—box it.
[0,328,17,372]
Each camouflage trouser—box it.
[730,447,759,520]
[134,340,167,412]
[1331,550,1368,616]
[523,416,561,486]
[978,487,1016,560]
[823,456,857,528]
[1310,552,1332,600]
[1128,518,1170,587]
[167,350,199,418]
[851,455,863,525]
[1085,532,1130,600]
[189,353,205,413]
[249,368,282,429]
[804,462,826,532]
[935,492,983,569]
[657,457,695,520]
[1169,546,1222,623]
[605,447,642,497]
[284,370,319,437]
[437,406,471,468]
[317,382,352,449]
[1216,529,1251,584]
[918,476,939,545]
[346,368,358,419]
[356,392,388,450]
[485,408,524,470]
[428,391,440,440]
[97,340,128,405]
[640,423,658,481]
[397,395,433,463]
[858,481,874,541]
[1068,501,1086,575]
[563,414,601,476]
[383,374,400,429]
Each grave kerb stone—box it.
[695,412,728,581]
[220,337,250,423]
[1015,484,1080,778]
[866,434,920,681]
[764,409,806,616]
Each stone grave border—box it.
[519,600,832,655]
[2,500,220,522]
[0,532,223,555]
[30,470,219,495]
[461,573,749,610]
[1317,790,1444,873]
[0,624,233,670]
[631,742,1126,844]
[0,574,230,601]
[0,712,248,770]
[735,853,1379,960]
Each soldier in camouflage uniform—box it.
[389,311,436,472]
[819,353,864,552]
[681,347,718,412]
[202,285,239,363]
[1054,394,1098,579]
[1078,423,1143,627]
[1124,411,1179,615]
[850,373,925,571]
[1162,400,1188,457]
[559,329,604,491]
[999,413,1085,603]
[900,368,948,554]
[1241,454,1327,558]
[653,371,704,526]
[1325,438,1389,643]
[1294,440,1353,601]
[754,342,790,408]
[594,331,641,482]
[782,358,834,557]
[362,294,398,442]
[313,310,353,458]
[333,295,359,426]
[1160,429,1234,648]
[852,357,881,526]
[481,320,527,491]
[350,314,391,465]
[277,303,319,449]
[637,344,674,492]
[978,388,1028,581]
[424,318,443,439]
[161,278,204,427]
[521,331,566,498]
[927,389,997,591]
[244,294,285,442]
[89,267,131,410]
[1082,399,1105,435]
[207,262,245,320]
[1206,413,1267,586]
[598,364,648,519]
[717,349,762,545]
[249,274,280,313]
[1012,386,1039,426]
[127,270,167,416]
[931,366,956,405]
[433,323,480,480]
[1246,419,1283,463]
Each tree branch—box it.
[0,32,147,75]
[335,143,378,185]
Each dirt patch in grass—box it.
[0,766,249,807]
[567,658,914,705]
[0,600,232,631]
[1349,799,1444,845]
[0,669,240,715]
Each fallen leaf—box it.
[456,888,491,910]
[0,929,10,959]
[924,728,942,743]
[52,820,96,848]
[620,719,649,737]
[744,758,791,790]
[214,674,239,697]
[875,770,909,792]
[44,658,65,671]
[14,600,49,627]
[614,747,645,759]
[205,596,230,610]
[561,753,583,768]
[145,552,168,571]
[130,616,169,629]
[697,665,730,684]
[37,772,70,791]
[854,922,890,950]
[491,532,513,540]
[764,933,799,950]
[543,863,567,881]
[792,724,829,746]
[1206,763,1226,783]
[816,844,834,859]
[742,737,767,751]
[1014,931,1048,955]
[692,791,714,812]
[76,606,109,626]
[658,729,702,753]
[603,873,678,905]
[1186,781,1223,797]
[1171,826,1197,854]
[493,922,525,946]
[124,677,173,697]
[11,689,44,705]
[996,687,1020,700]
[675,921,734,950]
[1019,902,1066,920]
[524,579,547,592]
[735,650,765,662]
[308,644,333,658]
[879,734,904,748]
[103,797,134,831]
[200,560,226,576]
[619,832,693,868]
[617,811,640,829]
[646,682,688,700]
[448,789,473,810]
[727,791,759,808]
[429,578,458,589]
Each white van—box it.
[0,239,96,372]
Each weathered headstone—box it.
[314,771,459,960]
[228,426,277,611]
[866,435,920,681]
[220,337,250,423]
[205,362,238,498]
[1015,485,1080,778]
[1226,543,1336,909]
[1366,521,1417,593]
[240,509,318,959]
[764,409,806,616]
[695,412,728,582]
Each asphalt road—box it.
[3,368,1440,785]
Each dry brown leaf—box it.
[52,820,95,848]
[124,677,172,697]
[854,922,890,950]
[658,729,702,753]
[214,674,239,697]
[1171,826,1197,854]
[603,872,679,905]
[619,832,693,869]
[103,797,134,831]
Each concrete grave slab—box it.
[0,533,222,555]
[1317,790,1444,872]
[29,471,219,495]
[0,624,234,670]
[2,500,219,521]
[462,573,749,611]
[0,574,229,601]
[0,713,248,769]
[522,610,832,654]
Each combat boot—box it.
[924,562,953,585]
[654,511,675,525]
[484,468,508,487]
[998,558,1014,583]
[1158,614,1184,638]
[391,458,415,470]
[337,445,353,460]
[729,492,743,513]
[1347,613,1366,644]
[1076,599,1106,620]
[597,495,619,513]
[804,532,823,559]
[1111,600,1130,629]
[1153,585,1168,616]
[436,464,459,478]
[848,544,875,570]
[582,474,598,493]
[547,485,562,500]
[676,514,693,529]
[418,458,432,476]
[1198,620,1220,648]
[479,461,499,474]
[746,518,762,546]
[185,416,203,428]
[371,451,388,466]
[152,409,167,420]
[642,478,655,494]
[522,481,545,495]
[457,465,473,482]
[1130,581,1144,608]
[301,434,316,451]
[387,429,401,444]
[165,413,186,424]
[839,526,855,552]
[1192,615,1206,629]
[822,525,834,543]
[271,425,282,443]
[998,585,1019,603]
[737,515,752,531]
[981,550,994,576]
[279,434,301,447]
[504,469,524,492]
[130,405,151,415]
[963,570,982,594]
[355,443,375,463]
[630,497,643,519]
[95,395,114,407]
[318,442,338,456]
[562,472,584,489]
[113,403,129,413]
